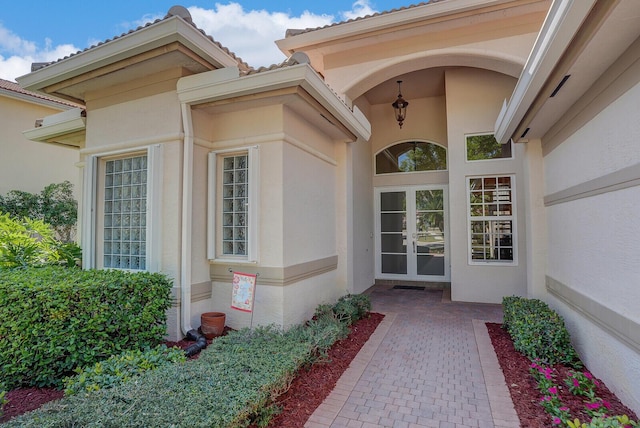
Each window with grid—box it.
[221,154,248,256]
[103,155,147,270]
[468,175,515,263]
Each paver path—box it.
[306,286,519,428]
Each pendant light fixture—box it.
[392,80,409,129]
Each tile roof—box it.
[0,78,81,108]
[284,0,447,37]
[30,6,252,74]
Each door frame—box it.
[374,185,450,282]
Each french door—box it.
[375,186,449,281]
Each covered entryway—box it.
[375,185,450,281]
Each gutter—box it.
[180,101,195,336]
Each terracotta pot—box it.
[200,312,226,339]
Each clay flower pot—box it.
[200,312,226,339]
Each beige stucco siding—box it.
[202,104,347,329]
[444,67,527,303]
[85,91,182,149]
[0,96,79,195]
[541,68,640,411]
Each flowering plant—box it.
[566,370,598,400]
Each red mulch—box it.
[486,322,638,427]
[263,312,385,427]
[3,316,637,428]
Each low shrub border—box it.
[62,345,187,396]
[0,266,173,389]
[503,296,638,427]
[2,294,372,427]
[502,295,580,367]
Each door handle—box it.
[413,240,416,254]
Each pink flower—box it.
[560,407,569,412]
[584,372,593,379]
[541,396,551,402]
[586,402,601,410]
[548,387,558,394]
[601,400,611,409]
[553,417,562,425]
[573,379,580,387]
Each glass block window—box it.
[222,154,248,256]
[468,176,515,263]
[103,155,147,270]
[466,134,512,161]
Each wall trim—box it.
[171,281,212,306]
[546,275,640,354]
[194,132,337,166]
[544,162,640,206]
[210,255,338,286]
[80,132,184,155]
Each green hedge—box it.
[3,294,373,427]
[502,295,580,367]
[0,266,173,389]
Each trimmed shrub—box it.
[63,345,186,396]
[502,296,580,367]
[333,294,372,326]
[0,266,173,388]
[3,293,373,427]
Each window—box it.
[102,155,148,270]
[468,176,515,263]
[208,147,258,261]
[83,145,161,272]
[376,141,447,174]
[466,134,512,161]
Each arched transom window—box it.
[376,141,447,174]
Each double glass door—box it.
[375,186,449,281]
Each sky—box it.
[0,0,416,82]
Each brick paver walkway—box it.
[306,285,519,428]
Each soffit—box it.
[44,48,209,103]
[192,88,357,141]
[363,68,446,105]
[515,0,640,142]
[17,15,243,105]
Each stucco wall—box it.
[203,104,346,330]
[0,96,79,195]
[350,137,375,294]
[444,68,527,303]
[542,76,640,412]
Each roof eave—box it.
[177,64,371,142]
[0,88,75,110]
[17,15,240,94]
[23,107,86,149]
[276,0,525,55]
[494,0,596,144]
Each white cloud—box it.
[0,24,80,81]
[340,0,377,20]
[188,4,334,67]
[0,0,379,81]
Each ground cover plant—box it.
[1,294,372,427]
